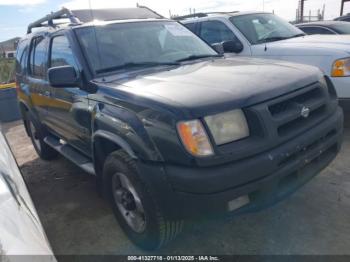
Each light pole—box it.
[341,0,350,16]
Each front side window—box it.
[50,35,78,69]
[199,20,239,45]
[230,13,304,44]
[75,21,218,75]
[29,37,47,78]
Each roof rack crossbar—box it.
[27,7,81,34]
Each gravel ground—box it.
[3,120,350,255]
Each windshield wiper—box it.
[257,36,290,43]
[96,62,180,74]
[289,33,306,38]
[176,54,222,62]
[258,33,306,44]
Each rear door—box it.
[46,33,91,155]
[27,36,51,122]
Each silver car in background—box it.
[0,125,56,261]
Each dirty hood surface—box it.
[101,57,321,116]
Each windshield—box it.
[75,21,218,74]
[331,23,350,34]
[230,13,305,45]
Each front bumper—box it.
[137,108,343,219]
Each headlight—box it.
[205,109,249,145]
[331,58,350,77]
[177,120,214,157]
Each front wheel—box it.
[103,150,183,250]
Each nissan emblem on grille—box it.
[301,106,310,118]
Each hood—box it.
[262,34,350,55]
[100,57,321,118]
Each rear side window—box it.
[199,20,239,45]
[50,35,78,69]
[16,40,29,74]
[29,37,47,79]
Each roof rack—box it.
[27,5,164,34]
[27,8,80,34]
[173,11,239,20]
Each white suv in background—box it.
[179,12,350,110]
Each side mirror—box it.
[211,43,224,55]
[48,65,79,88]
[222,40,244,54]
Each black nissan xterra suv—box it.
[16,7,343,250]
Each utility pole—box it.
[341,0,350,16]
[300,0,307,22]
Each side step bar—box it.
[44,136,96,175]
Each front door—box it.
[46,34,91,155]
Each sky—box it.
[0,0,348,41]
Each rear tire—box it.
[26,114,58,161]
[103,150,183,250]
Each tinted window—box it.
[16,40,28,73]
[199,21,238,44]
[184,23,197,33]
[50,35,78,68]
[339,17,350,22]
[29,37,47,78]
[300,26,335,35]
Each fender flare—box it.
[92,130,137,159]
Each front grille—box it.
[266,84,329,138]
[269,87,323,116]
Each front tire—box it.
[26,114,58,161]
[103,150,183,250]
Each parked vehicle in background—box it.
[0,125,56,259]
[334,13,350,22]
[179,12,350,110]
[16,7,343,250]
[296,21,350,35]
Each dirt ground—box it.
[3,120,350,255]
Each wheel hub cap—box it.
[112,172,146,233]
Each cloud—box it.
[0,0,45,5]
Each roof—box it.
[296,20,350,27]
[71,7,163,23]
[27,7,163,34]
[176,11,270,21]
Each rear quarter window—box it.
[28,36,48,79]
[15,40,29,74]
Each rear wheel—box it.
[103,150,183,250]
[27,114,58,160]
